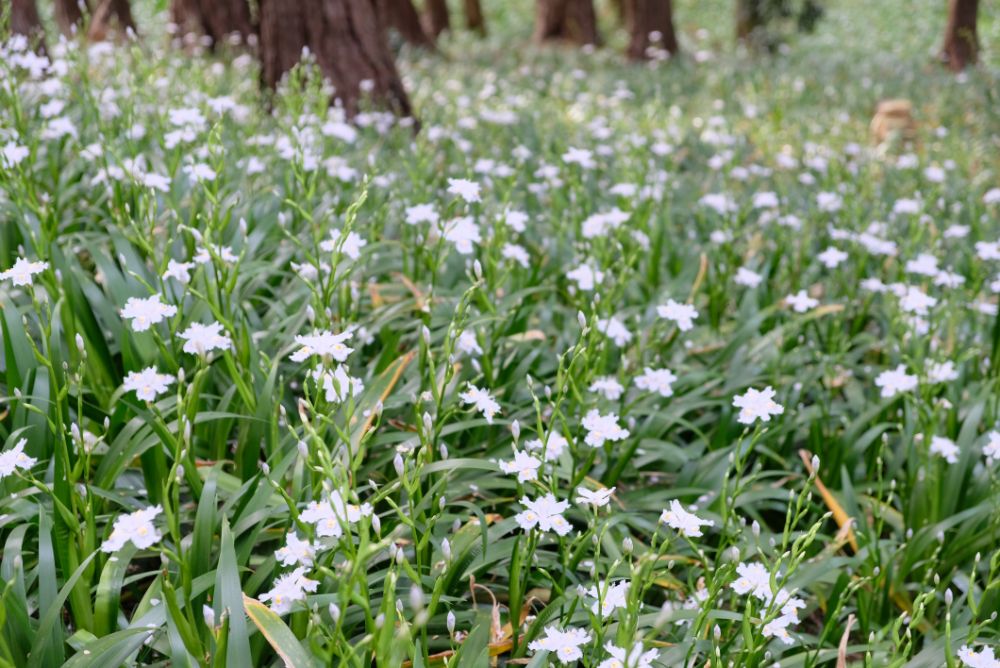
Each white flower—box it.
[575,486,615,508]
[311,365,364,403]
[732,386,784,425]
[502,243,530,268]
[586,580,629,618]
[785,290,818,313]
[123,367,175,402]
[567,263,604,291]
[275,532,321,567]
[762,614,797,645]
[734,267,763,287]
[1,257,48,286]
[927,360,959,384]
[179,322,233,355]
[300,491,372,538]
[163,259,194,284]
[898,286,937,315]
[596,317,632,347]
[121,296,178,332]
[597,642,659,668]
[958,645,1000,668]
[635,367,677,397]
[258,567,319,615]
[529,626,591,664]
[524,432,568,462]
[460,384,501,424]
[875,365,918,399]
[183,163,216,182]
[984,189,1000,205]
[816,191,842,212]
[499,450,542,482]
[447,178,481,203]
[515,494,572,536]
[456,330,483,357]
[292,330,354,363]
[101,505,163,552]
[320,230,367,260]
[930,436,959,464]
[442,217,481,255]
[589,376,624,401]
[1,142,30,167]
[984,431,1000,464]
[731,562,771,599]
[582,409,629,448]
[817,246,848,268]
[405,203,438,226]
[657,299,698,331]
[0,439,37,480]
[659,500,714,537]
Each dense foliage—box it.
[2,1,1000,666]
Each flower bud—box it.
[447,610,456,635]
[442,538,452,561]
[393,453,405,477]
[329,602,340,623]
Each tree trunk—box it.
[424,0,450,37]
[88,0,137,40]
[625,0,678,60]
[941,0,978,71]
[258,0,413,119]
[171,0,255,46]
[54,0,86,36]
[380,0,435,47]
[735,0,764,44]
[534,0,599,46]
[11,0,45,47]
[462,0,485,35]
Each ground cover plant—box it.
[2,0,1000,666]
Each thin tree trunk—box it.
[88,0,137,40]
[54,0,87,36]
[381,0,435,47]
[424,0,450,37]
[941,0,978,71]
[625,0,678,60]
[462,0,485,35]
[258,0,414,119]
[11,0,46,47]
[534,0,599,46]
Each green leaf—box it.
[243,594,319,668]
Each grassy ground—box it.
[1,1,1000,666]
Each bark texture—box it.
[171,0,255,46]
[941,0,979,71]
[54,0,86,36]
[462,0,485,34]
[534,0,599,46]
[424,0,450,37]
[88,0,137,41]
[380,0,435,46]
[625,0,678,60]
[258,0,413,118]
[10,0,45,46]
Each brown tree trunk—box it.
[941,0,978,71]
[462,0,485,35]
[424,0,450,37]
[625,0,678,60]
[88,0,137,40]
[735,0,764,44]
[534,0,599,46]
[380,0,435,47]
[258,0,413,119]
[54,0,87,36]
[11,0,46,46]
[171,0,255,46]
